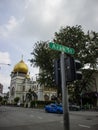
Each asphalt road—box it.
[0,106,98,130]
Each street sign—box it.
[49,42,75,54]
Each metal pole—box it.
[60,52,70,130]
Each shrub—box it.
[14,97,20,104]
[30,100,55,108]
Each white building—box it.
[9,59,57,104]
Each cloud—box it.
[0,52,11,92]
[15,0,69,40]
[0,73,10,93]
[0,0,77,40]
[0,16,19,38]
[0,52,11,64]
[1,0,98,41]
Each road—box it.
[0,106,98,130]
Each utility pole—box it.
[60,52,70,130]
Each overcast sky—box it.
[0,0,98,93]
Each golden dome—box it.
[13,60,28,74]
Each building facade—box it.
[9,59,57,104]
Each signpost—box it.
[60,52,70,130]
[49,42,75,54]
[49,42,75,130]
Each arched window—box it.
[44,94,49,101]
[11,87,15,96]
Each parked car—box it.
[45,103,80,113]
[45,103,63,114]
[69,103,80,111]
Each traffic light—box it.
[74,59,82,80]
[65,56,75,82]
[53,59,61,86]
[65,56,82,82]
[52,59,61,96]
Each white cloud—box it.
[0,74,10,93]
[5,16,18,31]
[14,0,64,40]
[0,16,19,38]
[0,52,11,65]
[1,0,98,41]
[0,52,11,93]
[0,0,67,40]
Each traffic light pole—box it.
[60,52,70,130]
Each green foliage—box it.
[30,25,98,103]
[54,25,86,59]
[30,100,55,108]
[54,26,98,100]
[30,41,57,87]
[26,89,37,101]
[0,96,3,102]
[30,41,56,69]
[54,26,98,67]
[14,97,20,103]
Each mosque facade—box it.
[9,59,57,104]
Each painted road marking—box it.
[79,124,91,128]
[38,116,43,119]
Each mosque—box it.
[9,58,57,104]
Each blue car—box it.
[45,103,63,114]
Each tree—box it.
[53,25,98,104]
[30,41,57,87]
[14,97,20,104]
[30,25,98,103]
[26,89,37,102]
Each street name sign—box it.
[49,42,75,54]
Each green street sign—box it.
[49,42,75,54]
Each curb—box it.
[69,111,98,117]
